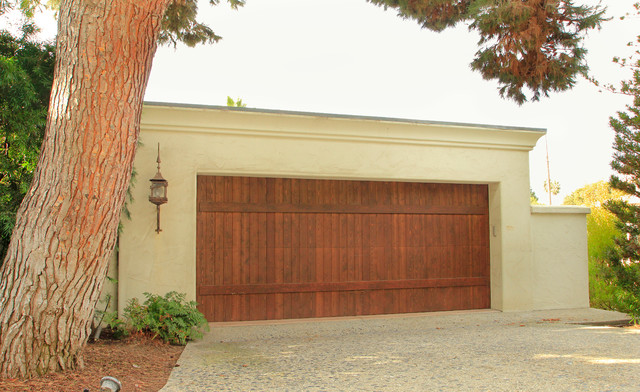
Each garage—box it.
[196,175,490,322]
[116,104,590,319]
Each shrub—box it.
[123,291,208,345]
[587,208,620,309]
[587,207,637,317]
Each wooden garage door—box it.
[196,176,490,322]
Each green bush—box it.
[123,291,209,345]
[586,208,636,316]
[588,208,619,309]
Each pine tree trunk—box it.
[0,0,171,378]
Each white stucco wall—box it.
[118,102,556,315]
[530,206,590,310]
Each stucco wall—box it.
[530,206,590,310]
[118,103,549,315]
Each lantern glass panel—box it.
[151,184,165,198]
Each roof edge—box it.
[143,101,547,134]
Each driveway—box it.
[161,308,638,391]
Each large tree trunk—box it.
[0,0,171,378]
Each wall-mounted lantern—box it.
[149,143,168,233]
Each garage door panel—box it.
[197,284,491,321]
[197,176,490,322]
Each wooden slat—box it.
[198,277,489,295]
[199,202,487,215]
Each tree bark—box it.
[0,0,171,378]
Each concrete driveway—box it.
[161,308,639,391]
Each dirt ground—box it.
[0,335,184,392]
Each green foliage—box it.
[470,0,603,104]
[6,0,245,48]
[122,292,208,345]
[92,276,127,340]
[118,165,137,236]
[0,0,60,17]
[0,27,134,258]
[571,185,623,311]
[226,96,247,107]
[562,181,635,315]
[95,302,128,340]
[604,25,640,321]
[367,0,605,104]
[588,208,619,262]
[585,208,631,312]
[563,180,627,207]
[543,179,560,197]
[583,207,639,318]
[590,4,640,95]
[529,188,539,205]
[101,309,126,331]
[0,26,54,261]
[159,0,245,48]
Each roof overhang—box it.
[142,102,545,152]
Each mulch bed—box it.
[0,333,184,392]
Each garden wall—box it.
[530,206,590,310]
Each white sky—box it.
[4,0,638,203]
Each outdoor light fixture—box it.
[149,143,168,233]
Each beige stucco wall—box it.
[530,206,590,310]
[118,103,552,315]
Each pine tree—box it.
[367,0,605,104]
[605,27,640,320]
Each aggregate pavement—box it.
[160,308,638,391]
